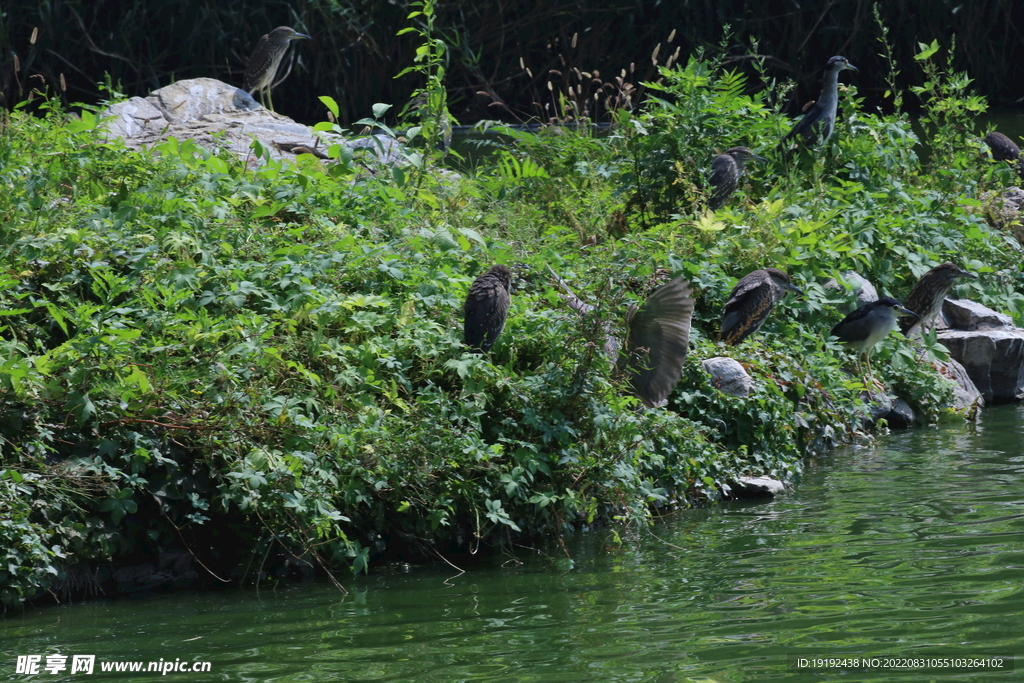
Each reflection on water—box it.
[3,406,1024,682]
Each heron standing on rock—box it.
[245,26,311,112]
[720,268,803,345]
[830,297,918,377]
[899,263,978,337]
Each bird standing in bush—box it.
[708,147,766,210]
[464,265,512,352]
[245,26,312,112]
[778,56,858,157]
[720,268,803,345]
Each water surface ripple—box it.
[4,406,1024,682]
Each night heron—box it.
[463,265,512,353]
[720,268,803,345]
[617,277,695,408]
[898,262,978,337]
[984,131,1021,162]
[830,297,918,376]
[244,26,311,112]
[984,131,1023,178]
[708,147,766,210]
[779,56,858,157]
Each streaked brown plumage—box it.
[899,262,978,336]
[720,268,803,345]
[463,265,512,352]
[984,131,1021,162]
[617,277,695,408]
[708,147,766,210]
[244,26,311,112]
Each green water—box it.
[4,406,1024,682]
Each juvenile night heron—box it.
[984,131,1021,162]
[708,147,766,210]
[720,268,803,345]
[830,297,918,375]
[984,131,1023,178]
[617,277,695,408]
[463,265,512,353]
[778,56,858,158]
[898,262,978,337]
[244,26,311,112]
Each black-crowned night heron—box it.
[463,265,512,352]
[720,268,803,345]
[899,262,978,336]
[779,56,858,157]
[830,297,918,375]
[616,277,695,408]
[708,147,766,210]
[245,26,311,112]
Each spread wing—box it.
[619,277,695,407]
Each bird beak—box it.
[752,154,768,163]
[293,32,312,40]
[896,306,919,318]
[784,283,804,296]
[845,63,859,73]
[957,270,979,279]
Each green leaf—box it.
[915,39,940,61]
[318,95,340,118]
[371,103,393,119]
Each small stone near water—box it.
[882,397,916,428]
[728,476,786,498]
[702,357,754,397]
[932,357,985,411]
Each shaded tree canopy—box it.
[2,0,1021,124]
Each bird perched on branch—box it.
[617,277,695,408]
[720,268,803,345]
[708,147,766,210]
[245,26,311,112]
[830,297,918,376]
[463,265,512,353]
[898,263,977,337]
[778,56,858,157]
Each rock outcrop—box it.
[101,77,402,168]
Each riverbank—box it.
[2,41,1023,610]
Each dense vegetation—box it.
[2,0,1023,124]
[1,13,1022,609]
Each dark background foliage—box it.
[2,0,1022,124]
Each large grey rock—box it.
[101,77,403,168]
[938,328,1024,401]
[823,271,878,311]
[702,357,753,397]
[932,357,984,410]
[942,298,1013,331]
